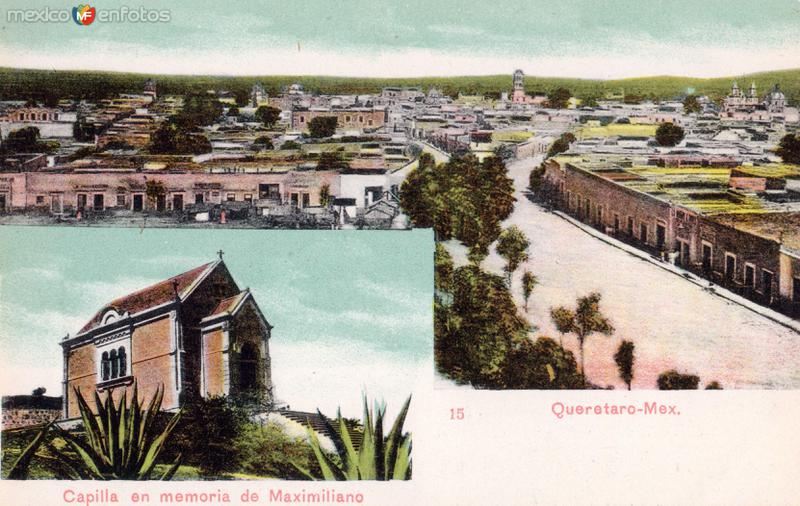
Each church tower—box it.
[512,69,526,104]
[143,78,157,100]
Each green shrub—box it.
[236,422,321,480]
[168,396,249,478]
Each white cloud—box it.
[270,339,428,428]
[3,35,800,78]
[74,276,161,309]
[354,277,430,311]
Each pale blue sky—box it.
[1,0,799,77]
[0,226,433,418]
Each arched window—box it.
[118,347,127,377]
[101,351,110,381]
[110,349,118,379]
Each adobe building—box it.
[0,106,75,138]
[0,169,339,215]
[542,155,800,317]
[60,256,273,419]
[291,107,386,132]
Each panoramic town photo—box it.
[0,0,799,446]
[5,65,798,390]
[0,227,430,480]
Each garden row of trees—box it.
[401,148,725,390]
[401,153,589,389]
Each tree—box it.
[547,87,572,109]
[149,123,211,155]
[705,381,723,390]
[550,306,574,347]
[227,106,240,117]
[319,183,332,207]
[31,387,46,396]
[308,116,338,138]
[777,134,800,164]
[547,133,574,158]
[73,118,96,142]
[581,95,599,108]
[252,136,274,150]
[657,370,699,390]
[282,140,301,150]
[614,340,635,390]
[233,89,250,107]
[492,144,515,161]
[317,150,349,171]
[655,122,685,147]
[399,153,436,230]
[549,292,614,379]
[174,93,223,129]
[683,95,701,114]
[2,126,44,153]
[529,164,545,192]
[170,396,249,478]
[255,106,281,128]
[149,124,177,153]
[496,226,530,285]
[175,132,212,154]
[521,270,538,310]
[501,337,584,389]
[399,153,515,248]
[436,264,529,388]
[434,243,454,296]
[145,180,166,208]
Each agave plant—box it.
[5,421,55,479]
[295,394,412,481]
[55,382,183,480]
[5,383,182,480]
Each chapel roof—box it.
[78,261,219,334]
[205,289,250,320]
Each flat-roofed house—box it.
[60,257,273,419]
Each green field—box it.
[1,67,799,105]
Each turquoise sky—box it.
[0,226,433,419]
[1,0,799,77]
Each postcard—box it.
[1,0,800,504]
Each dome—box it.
[768,84,785,100]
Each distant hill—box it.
[1,67,798,105]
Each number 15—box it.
[450,407,464,420]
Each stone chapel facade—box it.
[60,258,273,419]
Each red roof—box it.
[78,261,216,334]
[206,290,248,319]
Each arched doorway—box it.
[239,342,259,393]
